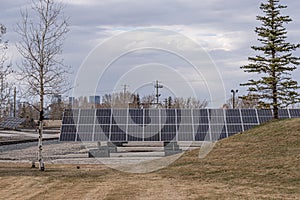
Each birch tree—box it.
[17,0,69,171]
[0,23,13,119]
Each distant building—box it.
[89,96,101,104]
[69,97,75,105]
[52,94,62,104]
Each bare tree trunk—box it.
[38,84,44,171]
[38,118,44,171]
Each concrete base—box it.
[88,141,183,158]
[88,142,118,157]
[164,141,183,156]
[88,148,110,158]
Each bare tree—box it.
[16,0,69,171]
[173,97,208,109]
[140,94,155,108]
[0,23,13,119]
[223,93,260,109]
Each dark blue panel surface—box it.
[94,125,110,141]
[60,125,77,141]
[257,109,273,123]
[110,125,126,141]
[60,108,300,142]
[227,124,243,136]
[278,109,289,119]
[194,124,209,141]
[210,124,226,141]
[161,124,176,141]
[225,109,241,124]
[289,109,300,118]
[178,124,193,141]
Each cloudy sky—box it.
[1,0,300,107]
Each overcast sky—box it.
[1,0,300,107]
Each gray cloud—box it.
[1,0,300,106]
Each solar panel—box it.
[0,117,26,129]
[110,125,126,141]
[94,125,109,141]
[60,125,76,141]
[60,108,300,142]
[127,124,143,141]
[161,124,177,141]
[129,109,143,125]
[194,124,209,141]
[288,109,300,118]
[210,124,226,141]
[225,109,242,124]
[227,124,243,136]
[278,109,289,119]
[77,125,94,141]
[241,109,258,126]
[209,109,225,124]
[257,109,273,124]
[178,124,193,141]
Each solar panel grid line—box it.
[59,115,64,141]
[159,109,161,141]
[287,109,291,119]
[191,109,195,141]
[290,109,300,118]
[193,109,207,141]
[92,109,97,142]
[109,109,113,141]
[224,109,229,138]
[207,109,212,141]
[209,109,225,141]
[125,108,129,141]
[142,109,145,141]
[175,108,178,142]
[255,109,260,125]
[75,109,81,142]
[239,109,245,132]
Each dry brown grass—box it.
[0,119,299,199]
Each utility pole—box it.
[122,84,129,105]
[155,80,163,107]
[13,87,16,117]
[231,89,238,109]
[164,98,168,108]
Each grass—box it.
[0,119,299,199]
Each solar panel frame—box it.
[278,109,290,119]
[257,109,273,124]
[60,108,300,142]
[0,117,26,129]
[288,109,300,118]
[225,109,242,124]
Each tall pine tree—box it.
[241,0,300,119]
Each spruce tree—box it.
[241,0,300,119]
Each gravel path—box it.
[0,140,85,162]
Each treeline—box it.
[70,92,208,109]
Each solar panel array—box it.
[60,108,300,142]
[0,117,26,129]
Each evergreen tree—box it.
[241,0,300,119]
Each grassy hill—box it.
[0,119,299,199]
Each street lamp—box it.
[231,89,238,109]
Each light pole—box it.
[231,89,238,109]
[155,80,163,107]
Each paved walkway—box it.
[0,129,59,139]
